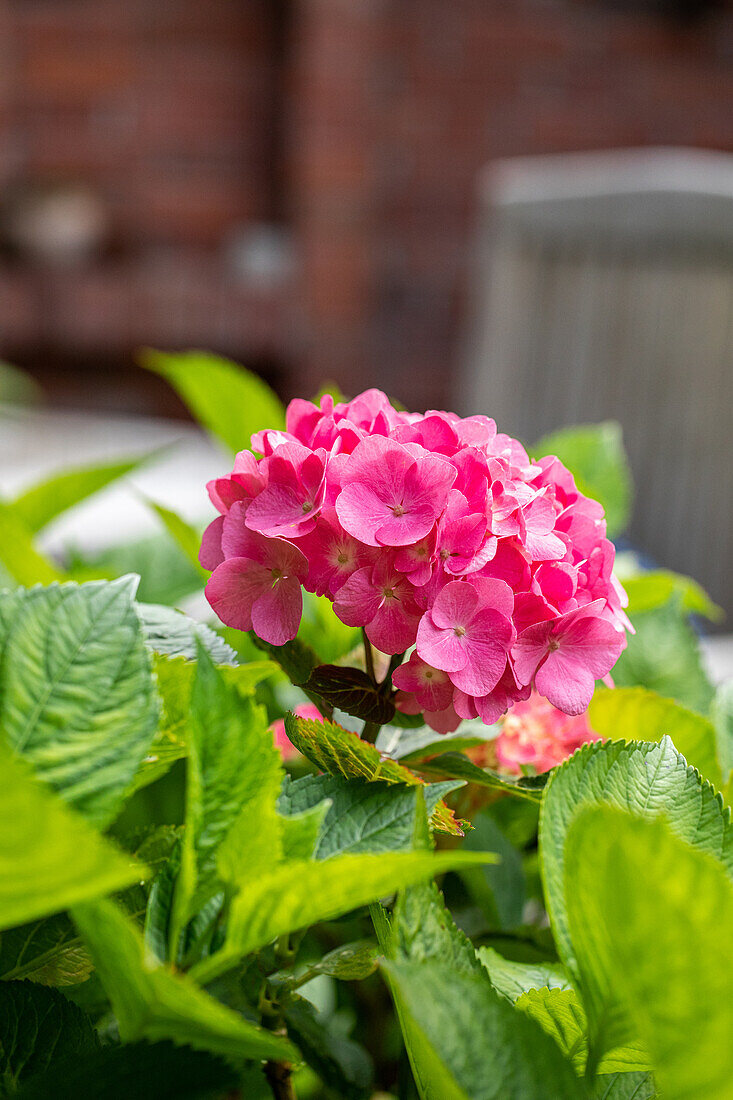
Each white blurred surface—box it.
[0,405,228,554]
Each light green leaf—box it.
[191,849,496,986]
[0,360,42,405]
[622,571,722,621]
[0,502,64,586]
[11,453,160,534]
[0,577,159,826]
[540,737,733,972]
[12,1040,243,1100]
[72,899,296,1063]
[140,348,285,454]
[169,648,283,954]
[532,421,632,537]
[610,600,713,713]
[0,744,146,932]
[588,687,722,789]
[280,801,331,861]
[279,775,463,858]
[384,960,586,1100]
[514,987,651,1074]
[0,982,98,1091]
[284,714,466,836]
[73,533,201,606]
[138,603,236,664]
[566,807,733,1099]
[477,947,571,1001]
[142,497,207,576]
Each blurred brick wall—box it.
[1,0,732,412]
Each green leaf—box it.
[0,577,160,826]
[592,1073,657,1100]
[279,775,463,858]
[283,714,467,836]
[0,361,42,406]
[532,421,632,537]
[74,533,201,606]
[279,801,331,862]
[142,497,207,577]
[169,648,283,954]
[303,664,395,724]
[0,982,98,1092]
[251,632,320,687]
[0,503,64,587]
[622,570,722,622]
[140,348,285,454]
[138,603,236,664]
[588,687,723,789]
[13,1040,242,1100]
[509,984,650,1074]
[191,849,496,986]
[284,997,373,1100]
[477,947,571,1000]
[0,914,92,987]
[11,453,161,534]
[610,600,713,713]
[383,960,586,1100]
[461,813,525,930]
[565,807,733,1098]
[411,751,546,802]
[298,592,360,664]
[540,737,733,972]
[0,744,146,932]
[72,899,296,1063]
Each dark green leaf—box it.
[0,982,98,1092]
[303,664,395,724]
[411,751,545,802]
[13,1040,244,1100]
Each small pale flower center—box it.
[271,567,283,582]
[383,586,395,599]
[392,503,406,517]
[453,625,466,637]
[439,548,450,561]
[548,638,560,652]
[337,552,349,565]
[424,670,434,680]
[301,501,313,513]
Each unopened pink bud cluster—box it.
[201,389,630,732]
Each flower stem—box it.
[264,1057,297,1100]
[362,629,376,683]
[361,720,380,744]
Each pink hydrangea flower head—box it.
[495,691,600,774]
[200,387,629,727]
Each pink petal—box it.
[450,609,514,696]
[251,576,303,645]
[246,481,318,537]
[335,482,393,547]
[205,557,271,631]
[430,581,479,630]
[534,649,597,716]
[199,516,225,570]
[366,599,421,654]
[416,614,468,673]
[512,619,554,686]
[333,566,382,627]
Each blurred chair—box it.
[462,148,733,620]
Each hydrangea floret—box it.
[201,389,630,732]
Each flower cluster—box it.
[201,389,629,731]
[493,691,600,775]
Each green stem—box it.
[362,629,376,682]
[361,720,380,744]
